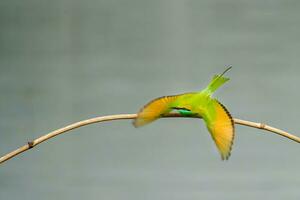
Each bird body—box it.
[133,69,234,160]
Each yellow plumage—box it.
[206,101,234,160]
[133,95,179,127]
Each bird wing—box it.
[133,95,179,127]
[205,100,235,160]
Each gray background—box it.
[0,0,299,199]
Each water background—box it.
[0,0,299,199]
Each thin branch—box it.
[0,114,136,164]
[0,113,299,165]
[234,118,300,143]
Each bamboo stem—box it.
[0,113,299,165]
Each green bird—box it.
[133,67,234,160]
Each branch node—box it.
[28,141,34,149]
[259,123,266,129]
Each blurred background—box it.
[0,0,299,199]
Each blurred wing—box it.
[133,95,179,127]
[206,101,235,160]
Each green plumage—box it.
[169,74,229,121]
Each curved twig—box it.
[0,113,299,165]
[234,118,300,143]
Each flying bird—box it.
[133,67,234,160]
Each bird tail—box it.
[133,95,178,127]
[202,67,231,95]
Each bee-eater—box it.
[133,68,234,160]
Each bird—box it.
[133,67,234,160]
